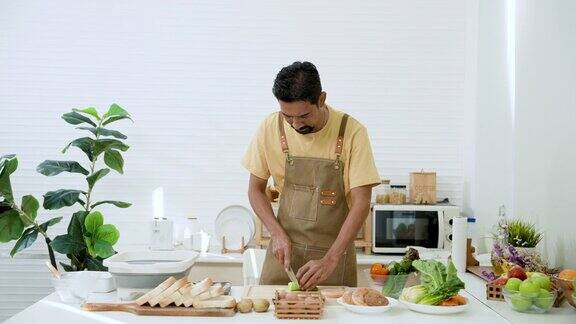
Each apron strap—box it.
[278,113,290,153]
[335,114,349,156]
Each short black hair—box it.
[272,61,322,105]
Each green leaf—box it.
[104,150,124,174]
[85,257,107,271]
[93,239,115,258]
[0,155,18,202]
[73,107,100,120]
[39,216,63,232]
[37,160,89,176]
[10,227,38,256]
[62,137,95,161]
[50,234,85,254]
[95,224,120,245]
[102,103,132,125]
[85,236,96,256]
[21,195,39,225]
[0,154,16,174]
[76,127,127,139]
[67,211,88,240]
[84,211,104,235]
[86,168,110,190]
[90,200,132,209]
[0,209,25,242]
[59,262,74,272]
[61,111,97,127]
[93,139,129,157]
[42,189,82,210]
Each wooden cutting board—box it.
[81,303,236,317]
[243,285,347,300]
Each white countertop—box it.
[5,274,575,323]
[195,251,407,265]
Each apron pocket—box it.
[304,245,346,286]
[289,184,318,222]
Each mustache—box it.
[294,125,313,134]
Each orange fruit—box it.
[558,269,576,281]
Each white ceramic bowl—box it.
[399,297,469,314]
[337,296,397,314]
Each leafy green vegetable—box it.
[400,285,427,303]
[411,260,465,305]
[381,248,420,298]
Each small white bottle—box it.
[183,216,200,250]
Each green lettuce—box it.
[412,259,465,305]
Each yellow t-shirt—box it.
[242,105,380,207]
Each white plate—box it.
[215,205,255,249]
[399,297,470,314]
[337,296,397,314]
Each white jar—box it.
[183,217,201,250]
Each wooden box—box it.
[486,283,504,301]
[273,290,324,320]
[409,171,437,204]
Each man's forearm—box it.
[248,187,285,237]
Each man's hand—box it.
[271,230,292,272]
[296,255,339,290]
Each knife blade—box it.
[286,266,299,284]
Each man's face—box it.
[278,93,326,134]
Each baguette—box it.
[192,295,237,309]
[173,283,192,306]
[159,289,186,308]
[135,276,177,306]
[181,278,213,307]
[194,284,224,301]
[148,277,189,307]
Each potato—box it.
[237,299,253,313]
[285,292,299,301]
[252,299,270,312]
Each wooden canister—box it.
[409,171,436,204]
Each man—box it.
[242,61,380,289]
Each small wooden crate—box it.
[486,283,504,301]
[273,290,325,320]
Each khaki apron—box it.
[259,112,357,287]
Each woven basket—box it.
[273,291,325,320]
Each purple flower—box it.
[493,243,505,258]
[482,270,497,281]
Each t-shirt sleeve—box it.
[241,119,271,180]
[348,127,381,189]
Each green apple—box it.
[519,280,541,298]
[505,278,523,292]
[510,293,532,311]
[533,289,554,310]
[531,275,551,291]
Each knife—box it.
[286,266,299,284]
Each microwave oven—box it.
[372,204,461,254]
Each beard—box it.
[294,125,314,134]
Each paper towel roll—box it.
[451,217,468,273]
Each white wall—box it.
[0,1,473,318]
[472,0,515,252]
[514,0,576,268]
[0,0,470,253]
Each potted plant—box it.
[0,104,132,272]
[506,219,543,253]
[0,155,61,268]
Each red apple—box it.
[491,275,509,286]
[508,265,528,281]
